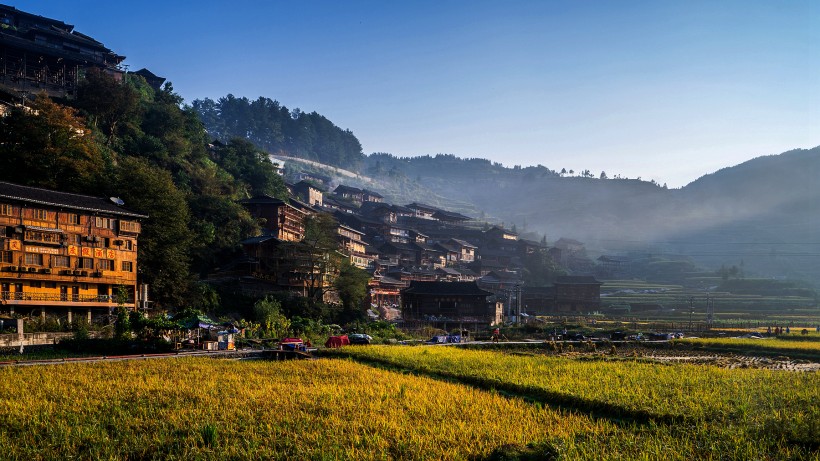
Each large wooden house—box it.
[0,5,125,99]
[0,181,145,319]
[240,195,306,242]
[400,281,501,328]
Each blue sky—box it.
[20,1,820,187]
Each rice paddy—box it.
[0,347,816,459]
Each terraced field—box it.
[600,279,816,314]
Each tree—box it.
[114,286,132,340]
[74,68,141,145]
[334,260,371,323]
[253,296,291,338]
[113,156,193,307]
[0,95,107,193]
[209,138,287,198]
[295,212,344,301]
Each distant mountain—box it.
[191,100,819,284]
[295,147,820,284]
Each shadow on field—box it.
[474,442,559,461]
[325,352,683,427]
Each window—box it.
[53,255,70,267]
[0,251,11,263]
[119,221,140,233]
[124,240,133,251]
[30,281,42,288]
[121,261,133,272]
[95,217,116,230]
[0,204,11,216]
[79,258,94,269]
[24,253,43,266]
[67,213,80,225]
[99,259,114,271]
[24,230,61,244]
[46,282,56,289]
[33,209,48,220]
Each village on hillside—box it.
[0,3,606,344]
[219,175,602,331]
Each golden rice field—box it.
[328,345,820,457]
[0,353,817,460]
[674,336,820,358]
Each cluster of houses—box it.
[222,176,603,330]
[0,3,601,330]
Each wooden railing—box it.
[0,292,132,303]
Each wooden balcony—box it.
[0,292,134,308]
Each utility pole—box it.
[706,294,714,330]
[688,297,695,331]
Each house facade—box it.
[240,195,306,242]
[0,181,145,318]
[400,281,501,326]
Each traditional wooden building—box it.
[552,275,602,313]
[447,238,477,263]
[0,181,145,319]
[337,224,371,269]
[291,180,323,207]
[518,277,603,316]
[400,281,501,327]
[0,5,125,98]
[240,195,305,242]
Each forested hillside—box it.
[283,146,820,284]
[186,89,819,285]
[0,71,287,308]
[192,95,364,170]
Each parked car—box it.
[348,333,373,345]
[610,331,627,340]
[647,332,674,341]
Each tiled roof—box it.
[240,235,280,245]
[402,281,493,296]
[555,276,601,284]
[450,238,477,248]
[239,195,287,205]
[0,181,147,218]
[433,210,472,221]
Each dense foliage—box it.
[192,95,364,169]
[0,72,287,308]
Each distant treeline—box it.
[193,95,364,169]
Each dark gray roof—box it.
[450,238,477,248]
[240,235,280,245]
[405,202,440,212]
[0,181,147,218]
[555,276,601,285]
[402,281,493,296]
[482,271,522,283]
[240,194,287,205]
[436,267,461,275]
[433,210,472,221]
